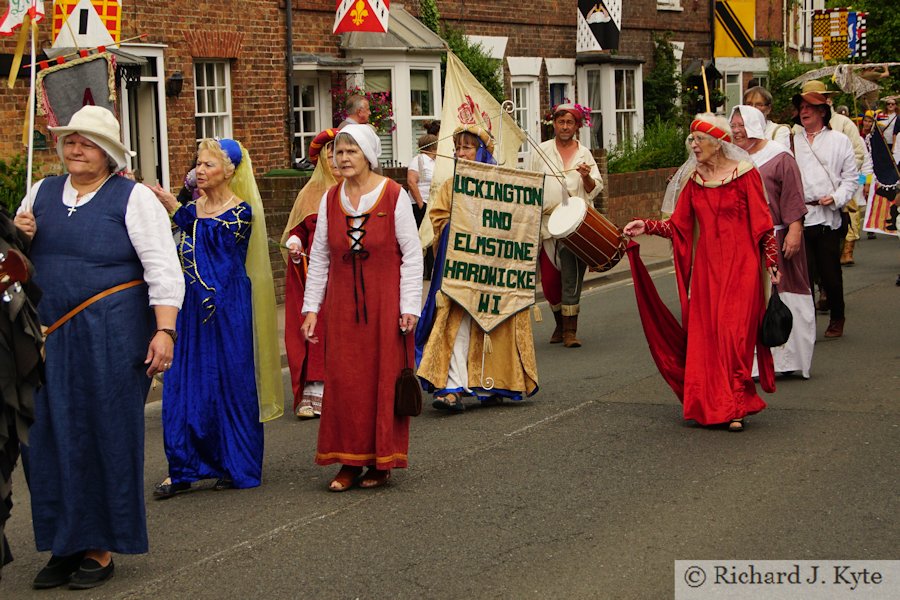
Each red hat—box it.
[308,128,339,164]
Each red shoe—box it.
[824,318,845,338]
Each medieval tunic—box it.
[638,163,776,425]
[416,181,539,399]
[303,179,422,469]
[751,146,815,378]
[24,175,182,555]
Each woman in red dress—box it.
[300,125,423,490]
[624,114,781,431]
[282,129,340,418]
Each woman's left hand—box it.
[145,331,174,377]
[767,266,782,286]
[399,313,418,335]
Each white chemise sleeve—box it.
[301,192,331,313]
[395,187,424,316]
[125,183,185,308]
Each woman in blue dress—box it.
[15,106,184,589]
[150,138,283,498]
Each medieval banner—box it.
[714,0,755,58]
[36,52,116,127]
[440,159,544,333]
[421,52,526,249]
[333,0,389,34]
[0,0,44,35]
[577,0,620,52]
[812,8,868,61]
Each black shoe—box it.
[33,552,85,589]
[153,480,191,500]
[68,557,114,590]
[213,477,234,491]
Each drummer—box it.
[529,103,603,347]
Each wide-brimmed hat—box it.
[800,80,838,95]
[49,105,134,172]
[792,91,832,126]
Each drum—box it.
[546,197,627,272]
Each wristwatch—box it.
[157,328,178,344]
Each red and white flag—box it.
[0,0,44,36]
[333,0,389,34]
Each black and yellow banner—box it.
[714,0,755,58]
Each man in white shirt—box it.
[338,94,371,129]
[791,91,859,339]
[528,104,603,348]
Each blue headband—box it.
[218,138,243,168]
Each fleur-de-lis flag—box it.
[333,0,389,34]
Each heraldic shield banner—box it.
[440,159,544,333]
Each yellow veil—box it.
[229,142,285,422]
[279,145,339,263]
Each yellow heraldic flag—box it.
[441,159,544,332]
[714,0,755,58]
[420,51,526,249]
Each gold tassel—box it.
[532,304,542,322]
[436,291,447,308]
[483,332,493,354]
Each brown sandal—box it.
[359,468,391,489]
[328,465,362,492]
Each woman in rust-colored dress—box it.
[300,125,423,491]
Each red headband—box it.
[690,119,731,143]
[308,128,338,164]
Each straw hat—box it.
[49,105,134,172]
[800,80,837,95]
[453,124,495,155]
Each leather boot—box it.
[824,318,845,338]
[549,310,563,344]
[840,240,855,266]
[562,315,582,348]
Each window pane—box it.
[550,83,567,107]
[410,69,433,116]
[196,88,206,113]
[626,71,635,109]
[615,70,625,109]
[301,111,315,133]
[207,90,217,112]
[365,70,391,93]
[301,83,315,107]
[195,64,205,86]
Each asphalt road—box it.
[3,235,898,599]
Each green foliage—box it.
[0,155,29,216]
[441,24,505,103]
[766,47,819,123]
[606,118,688,174]
[680,78,727,120]
[419,0,440,34]
[643,34,680,123]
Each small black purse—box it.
[760,284,793,347]
[394,336,422,417]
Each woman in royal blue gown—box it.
[150,138,283,497]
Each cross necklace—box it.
[68,177,110,217]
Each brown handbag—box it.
[394,334,422,417]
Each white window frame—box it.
[409,66,441,154]
[118,44,170,188]
[577,64,644,150]
[292,74,331,161]
[193,60,233,142]
[614,68,639,144]
[511,77,540,164]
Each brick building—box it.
[0,0,721,184]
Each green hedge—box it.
[606,118,688,174]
